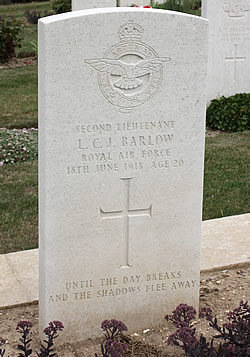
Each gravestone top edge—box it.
[38,7,209,25]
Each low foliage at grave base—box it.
[0,302,249,356]
[166,301,250,357]
[0,16,23,63]
[0,320,64,357]
[206,93,250,132]
[96,320,129,357]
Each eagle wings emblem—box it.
[85,57,171,90]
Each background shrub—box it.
[152,0,200,13]
[51,0,71,14]
[0,16,22,63]
[206,93,250,132]
[25,9,53,24]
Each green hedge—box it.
[206,93,250,132]
[51,0,71,13]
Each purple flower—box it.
[199,306,213,321]
[16,320,33,330]
[105,338,128,357]
[101,319,127,333]
[101,320,111,330]
[165,304,196,328]
[167,327,199,352]
[44,320,64,336]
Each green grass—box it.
[0,161,38,254]
[0,1,51,57]
[18,24,38,58]
[0,131,249,254]
[203,131,250,220]
[0,65,38,129]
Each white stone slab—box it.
[72,0,115,11]
[0,250,39,307]
[72,0,150,11]
[202,0,250,103]
[39,8,208,342]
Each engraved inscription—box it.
[224,0,250,18]
[47,270,198,303]
[219,24,250,42]
[225,44,246,80]
[100,177,152,268]
[85,20,171,112]
[66,119,185,175]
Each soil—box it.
[205,129,222,137]
[0,264,249,356]
[0,57,37,69]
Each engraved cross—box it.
[225,44,246,81]
[100,177,152,268]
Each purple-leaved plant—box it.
[37,320,64,357]
[16,320,33,357]
[0,338,7,357]
[96,319,128,357]
[166,301,250,357]
[15,320,64,357]
[165,303,196,328]
[199,300,250,356]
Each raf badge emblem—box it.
[223,0,249,18]
[85,20,171,113]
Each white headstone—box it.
[39,8,208,342]
[202,0,250,103]
[72,0,150,11]
[72,0,115,11]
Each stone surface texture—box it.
[39,8,208,342]
[0,249,38,307]
[201,214,250,270]
[202,0,250,103]
[72,0,151,11]
[1,214,249,309]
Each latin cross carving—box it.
[225,44,246,81]
[100,177,152,268]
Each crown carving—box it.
[119,20,144,42]
[223,0,249,17]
